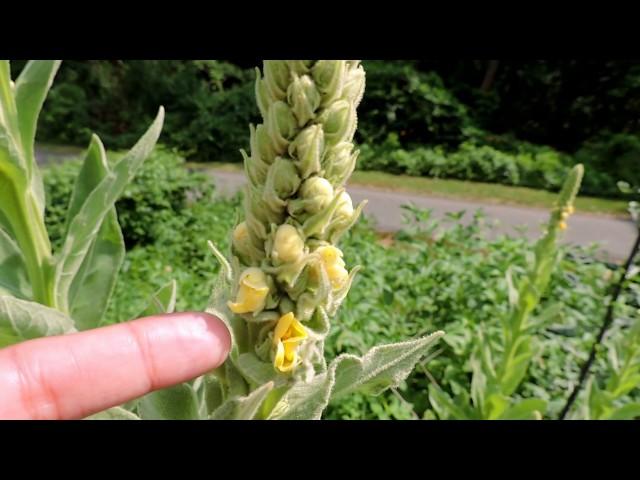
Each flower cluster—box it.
[225,61,367,377]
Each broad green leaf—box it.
[606,402,640,420]
[499,398,547,420]
[67,136,125,330]
[236,353,280,386]
[138,383,199,420]
[500,337,533,396]
[505,266,519,307]
[210,381,274,420]
[85,406,140,420]
[14,60,61,216]
[0,227,30,299]
[14,61,61,169]
[200,374,224,416]
[330,331,444,400]
[0,295,75,345]
[53,109,164,313]
[136,280,177,318]
[267,369,336,420]
[225,360,249,397]
[428,385,470,420]
[485,393,511,419]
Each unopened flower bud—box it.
[323,142,357,186]
[272,224,305,264]
[318,100,356,146]
[263,61,290,101]
[232,221,253,260]
[288,74,321,127]
[263,157,301,211]
[287,60,313,75]
[289,124,325,180]
[315,245,348,290]
[300,176,334,214]
[312,60,346,106]
[251,124,277,166]
[342,64,366,107]
[335,192,354,222]
[267,101,297,153]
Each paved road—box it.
[34,147,636,262]
[207,169,637,263]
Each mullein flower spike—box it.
[224,60,366,375]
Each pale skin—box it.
[0,312,231,420]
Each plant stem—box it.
[7,187,56,308]
[558,227,640,419]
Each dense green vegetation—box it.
[42,152,640,419]
[25,60,640,198]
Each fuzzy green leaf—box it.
[67,135,125,330]
[138,383,199,420]
[137,280,177,318]
[0,295,75,346]
[54,108,164,314]
[330,331,445,400]
[210,381,274,420]
[0,228,30,299]
[85,406,140,420]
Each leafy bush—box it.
[44,146,216,250]
[33,61,259,162]
[358,138,572,192]
[575,133,640,196]
[357,61,472,148]
[42,154,640,419]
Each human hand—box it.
[0,312,231,420]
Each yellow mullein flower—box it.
[228,267,270,314]
[567,205,575,215]
[273,312,308,372]
[558,221,567,230]
[316,245,348,289]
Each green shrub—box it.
[575,132,640,197]
[358,138,572,192]
[33,61,259,161]
[43,146,217,250]
[357,61,472,148]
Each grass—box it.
[186,162,630,218]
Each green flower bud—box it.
[232,221,253,262]
[255,68,277,119]
[323,142,358,187]
[317,100,356,146]
[263,157,301,211]
[287,74,321,127]
[267,101,298,153]
[263,61,290,101]
[312,60,346,106]
[241,143,270,188]
[287,60,313,75]
[250,124,277,166]
[342,63,366,107]
[289,124,325,180]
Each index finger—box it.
[0,312,231,420]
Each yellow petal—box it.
[274,340,286,371]
[274,312,296,344]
